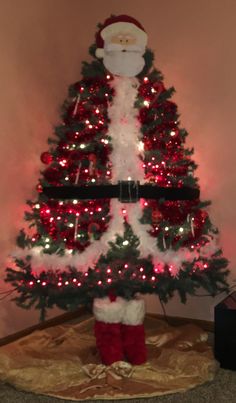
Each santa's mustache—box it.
[104,43,145,54]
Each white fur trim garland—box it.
[12,77,219,277]
[108,76,144,183]
[12,233,218,277]
[12,198,125,273]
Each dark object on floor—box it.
[214,291,236,370]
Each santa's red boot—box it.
[121,298,147,365]
[93,296,126,365]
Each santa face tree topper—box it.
[95,15,148,77]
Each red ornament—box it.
[88,154,97,164]
[157,200,192,224]
[153,81,165,96]
[36,183,43,193]
[44,167,62,183]
[40,152,53,165]
[144,140,153,150]
[152,210,162,224]
[66,131,79,141]
[138,107,152,124]
[65,239,76,249]
[69,150,81,161]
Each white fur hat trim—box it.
[101,22,147,47]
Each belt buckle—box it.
[118,181,139,203]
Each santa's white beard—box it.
[103,50,145,77]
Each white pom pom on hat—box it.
[95,15,148,58]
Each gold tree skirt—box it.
[0,316,218,400]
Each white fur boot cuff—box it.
[93,297,127,324]
[122,298,145,325]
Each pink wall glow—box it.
[0,0,236,337]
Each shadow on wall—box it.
[0,298,63,339]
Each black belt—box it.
[43,181,199,202]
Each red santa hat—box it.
[95,15,147,58]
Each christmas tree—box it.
[6,15,229,329]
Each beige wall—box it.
[0,0,236,337]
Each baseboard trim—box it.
[0,308,214,347]
[147,313,214,332]
[0,307,89,347]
